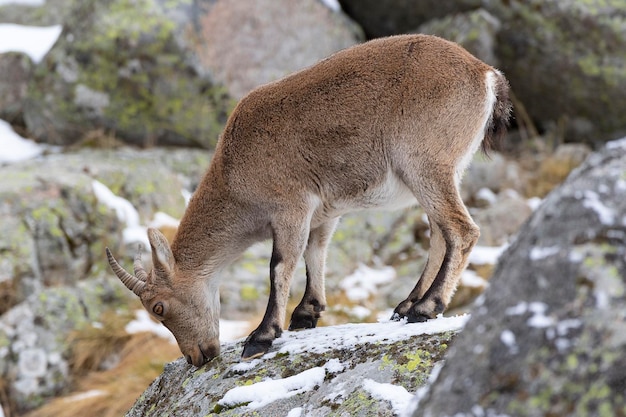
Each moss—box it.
[28,0,235,148]
[239,284,260,301]
[330,389,379,417]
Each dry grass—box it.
[25,333,180,417]
[526,153,583,198]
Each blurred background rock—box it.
[0,0,623,415]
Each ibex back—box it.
[107,34,511,367]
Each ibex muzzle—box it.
[107,34,511,367]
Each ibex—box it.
[107,34,511,367]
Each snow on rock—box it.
[218,366,326,410]
[91,180,148,247]
[92,180,182,247]
[272,315,469,357]
[0,120,45,164]
[0,0,45,5]
[467,244,507,265]
[126,315,468,417]
[0,23,62,63]
[363,379,413,416]
[340,264,396,302]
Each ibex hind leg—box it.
[394,171,479,322]
[289,218,339,330]
[392,220,446,320]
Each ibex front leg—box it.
[289,218,339,330]
[242,212,311,360]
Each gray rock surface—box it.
[489,0,626,144]
[337,0,482,38]
[0,52,33,124]
[125,317,465,416]
[19,0,361,148]
[414,137,626,416]
[338,0,626,144]
[0,277,128,411]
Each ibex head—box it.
[106,228,220,367]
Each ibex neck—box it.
[171,163,264,275]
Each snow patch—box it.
[500,329,518,354]
[340,264,396,302]
[461,269,488,289]
[318,0,341,12]
[527,196,543,211]
[505,301,555,328]
[0,23,62,63]
[476,187,497,205]
[0,0,45,5]
[529,246,560,261]
[64,389,106,403]
[274,315,469,357]
[468,244,507,265]
[363,379,413,416]
[0,120,47,164]
[218,365,326,410]
[578,190,615,225]
[286,408,303,417]
[91,180,149,246]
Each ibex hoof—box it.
[406,311,432,323]
[288,315,318,331]
[241,340,271,361]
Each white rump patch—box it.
[454,70,499,186]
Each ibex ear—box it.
[147,227,175,277]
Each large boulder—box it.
[0,277,129,412]
[414,137,626,416]
[337,0,482,38]
[21,0,362,148]
[0,148,206,315]
[489,0,626,144]
[125,316,467,416]
[338,0,626,145]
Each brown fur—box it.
[107,34,511,367]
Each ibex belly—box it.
[312,171,416,225]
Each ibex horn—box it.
[106,247,146,296]
[134,244,148,281]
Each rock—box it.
[0,52,34,124]
[195,0,362,100]
[417,9,501,65]
[337,0,482,38]
[461,152,526,203]
[473,190,533,246]
[0,0,74,26]
[0,148,206,314]
[23,0,233,148]
[488,0,626,144]
[125,316,467,416]
[21,0,361,148]
[413,138,626,416]
[0,277,129,413]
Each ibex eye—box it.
[153,302,164,316]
